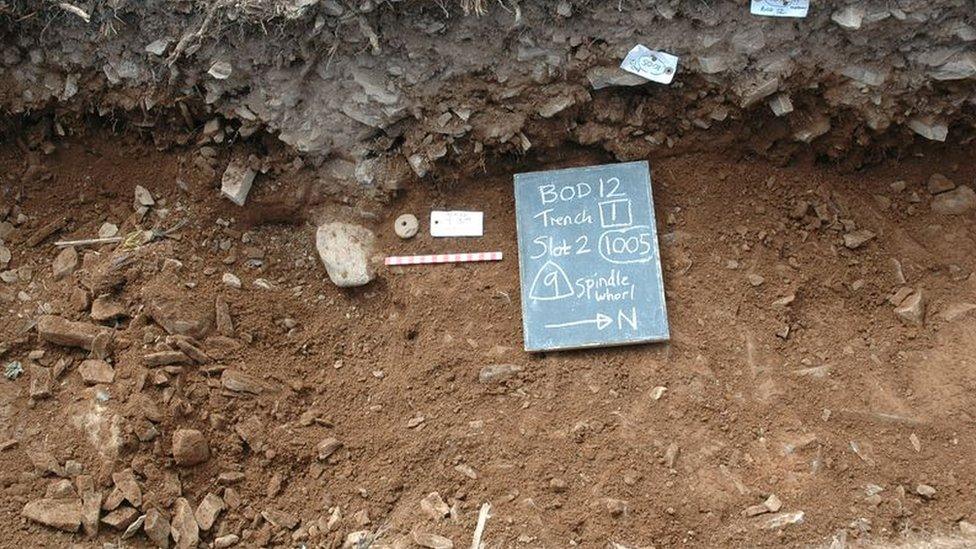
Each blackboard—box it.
[514,161,669,352]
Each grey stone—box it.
[145,38,171,56]
[37,315,109,350]
[927,174,955,194]
[894,291,925,326]
[931,186,976,214]
[760,510,805,530]
[585,66,647,90]
[917,484,937,499]
[843,229,876,249]
[22,498,82,531]
[832,6,865,29]
[908,118,948,142]
[220,160,255,206]
[52,246,78,279]
[134,185,155,208]
[79,359,114,385]
[315,222,376,288]
[420,492,450,520]
[170,498,198,549]
[91,295,126,321]
[220,369,263,394]
[412,531,454,549]
[478,363,524,383]
[316,437,342,461]
[768,94,793,117]
[144,507,171,548]
[172,429,210,466]
[101,505,139,530]
[194,493,225,531]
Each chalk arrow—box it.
[545,313,613,331]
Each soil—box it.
[1,133,976,548]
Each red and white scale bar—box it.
[385,251,503,266]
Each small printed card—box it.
[430,211,484,237]
[620,45,679,85]
[750,0,809,18]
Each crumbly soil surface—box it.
[1,134,976,548]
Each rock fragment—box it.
[79,359,115,384]
[102,505,139,530]
[262,508,299,529]
[214,534,239,548]
[194,493,225,531]
[768,94,793,117]
[315,222,376,288]
[220,369,264,394]
[112,468,142,507]
[27,217,66,247]
[29,364,52,399]
[22,498,82,532]
[222,272,241,289]
[98,222,119,238]
[134,185,155,208]
[942,302,976,321]
[420,492,450,520]
[316,437,342,461]
[52,246,78,279]
[143,351,192,367]
[170,498,199,549]
[931,186,976,215]
[917,484,937,499]
[144,507,171,548]
[760,510,805,530]
[220,160,255,206]
[90,295,126,321]
[76,474,100,537]
[843,230,875,249]
[586,66,648,89]
[927,174,956,194]
[37,315,109,351]
[215,296,234,336]
[478,363,523,383]
[894,291,925,326]
[908,117,948,142]
[172,429,210,466]
[412,531,454,549]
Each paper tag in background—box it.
[430,211,484,237]
[620,45,679,85]
[750,0,809,18]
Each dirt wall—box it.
[2,0,976,191]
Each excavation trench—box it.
[3,1,976,548]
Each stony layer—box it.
[2,0,975,191]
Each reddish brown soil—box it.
[1,134,976,548]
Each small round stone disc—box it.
[394,214,419,239]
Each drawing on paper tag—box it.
[514,161,670,352]
[750,0,809,17]
[430,211,484,237]
[620,45,678,85]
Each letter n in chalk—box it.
[599,199,632,228]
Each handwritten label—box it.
[750,0,809,18]
[514,161,669,352]
[430,211,484,237]
[620,45,679,85]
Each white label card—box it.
[620,45,679,85]
[430,211,484,237]
[750,0,809,18]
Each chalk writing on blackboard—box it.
[514,161,670,352]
